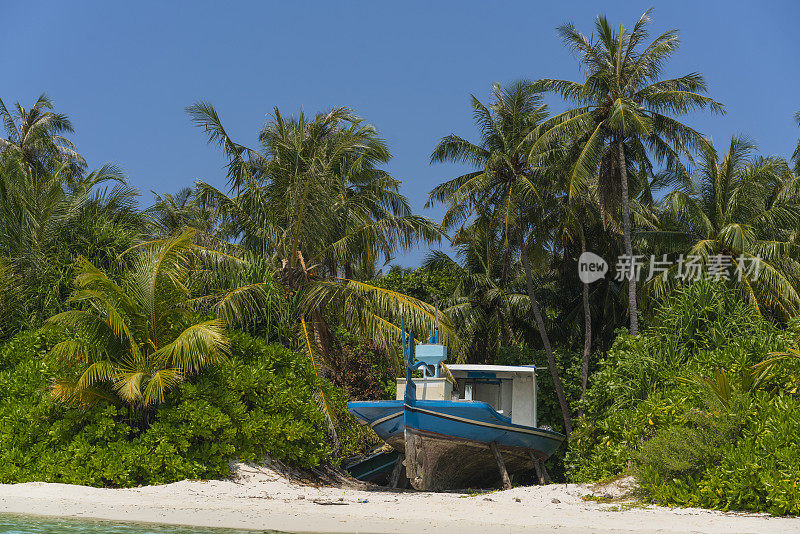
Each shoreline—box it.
[0,464,797,534]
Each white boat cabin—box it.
[395,344,538,428]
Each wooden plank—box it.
[389,453,405,489]
[489,442,512,490]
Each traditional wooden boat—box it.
[347,325,565,491]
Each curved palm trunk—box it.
[311,307,334,371]
[617,139,639,336]
[300,316,340,453]
[520,248,572,436]
[579,228,591,418]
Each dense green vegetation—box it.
[0,328,359,486]
[568,282,800,514]
[1,8,799,515]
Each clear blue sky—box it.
[4,1,798,266]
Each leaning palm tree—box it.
[185,102,448,443]
[428,81,573,434]
[533,9,724,335]
[44,228,230,410]
[642,136,800,318]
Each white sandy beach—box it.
[0,463,797,534]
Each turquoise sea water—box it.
[0,514,287,534]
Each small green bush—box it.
[635,410,742,481]
[0,329,352,487]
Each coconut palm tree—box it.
[45,228,230,411]
[533,9,724,335]
[429,81,549,284]
[428,81,574,434]
[146,187,220,237]
[642,136,800,318]
[424,224,528,364]
[0,94,85,178]
[184,102,448,444]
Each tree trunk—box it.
[617,139,639,336]
[579,228,591,418]
[500,225,511,286]
[520,248,572,436]
[311,307,334,374]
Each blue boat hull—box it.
[347,400,405,450]
[404,400,564,458]
[347,399,564,490]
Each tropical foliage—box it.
[0,328,356,486]
[567,281,800,515]
[643,136,800,317]
[44,229,231,409]
[2,8,800,517]
[533,8,723,334]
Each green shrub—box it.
[567,281,800,514]
[637,393,800,515]
[0,329,352,487]
[635,410,742,481]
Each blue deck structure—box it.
[346,322,565,490]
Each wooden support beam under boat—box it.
[389,453,406,489]
[530,451,547,485]
[489,442,512,490]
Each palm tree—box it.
[0,95,142,324]
[184,102,448,443]
[424,224,528,364]
[428,81,573,434]
[643,136,800,318]
[429,81,549,285]
[533,9,723,335]
[45,229,230,411]
[146,187,219,237]
[0,94,85,178]
[551,186,599,407]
